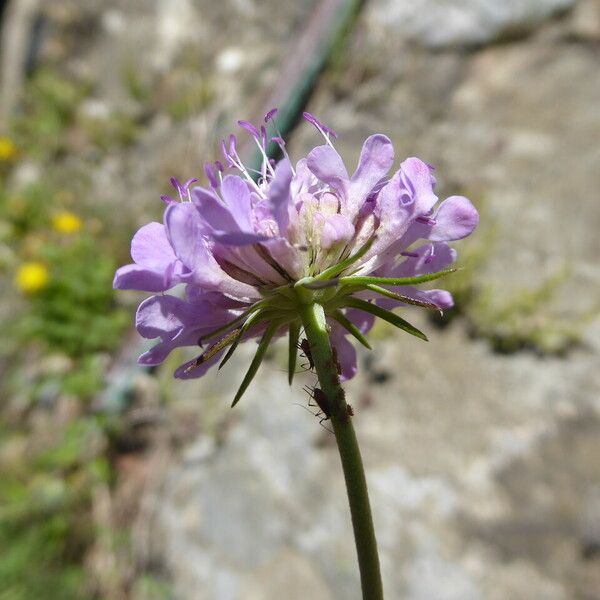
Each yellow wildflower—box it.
[15,262,49,293]
[52,211,82,234]
[0,136,17,161]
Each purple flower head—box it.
[114,111,478,404]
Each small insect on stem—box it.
[298,338,315,371]
[331,347,342,376]
[313,388,331,419]
[346,404,354,417]
[303,385,333,432]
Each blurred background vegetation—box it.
[0,66,134,598]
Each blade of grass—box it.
[184,328,242,374]
[198,302,266,344]
[339,268,456,288]
[218,310,266,370]
[231,321,281,407]
[342,297,428,341]
[313,236,376,281]
[362,283,440,312]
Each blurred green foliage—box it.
[80,109,139,151]
[9,68,140,162]
[10,68,91,160]
[0,66,137,598]
[0,418,109,599]
[121,64,151,104]
[436,202,590,355]
[17,236,129,357]
[458,268,584,354]
[0,185,49,241]
[166,79,215,121]
[1,183,130,365]
[120,54,215,122]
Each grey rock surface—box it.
[367,0,575,47]
[569,0,600,40]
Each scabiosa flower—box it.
[114,111,478,404]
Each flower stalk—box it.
[298,300,384,600]
[114,110,479,597]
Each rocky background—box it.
[1,1,599,599]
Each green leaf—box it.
[342,297,428,341]
[218,310,265,370]
[339,268,457,287]
[297,277,339,290]
[231,321,281,407]
[184,329,241,375]
[362,283,441,312]
[287,321,300,385]
[330,310,372,349]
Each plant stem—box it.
[298,301,384,600]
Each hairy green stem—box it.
[298,301,384,600]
